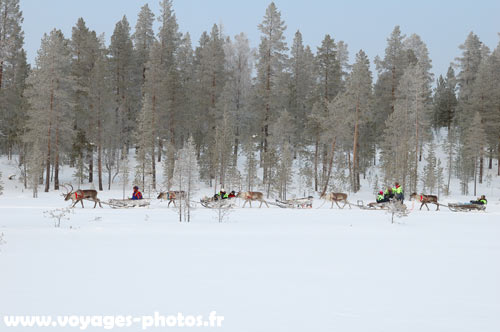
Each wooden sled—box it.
[200,197,236,209]
[447,203,486,212]
[274,196,313,209]
[106,199,151,209]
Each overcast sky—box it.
[20,0,500,78]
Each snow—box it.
[0,159,500,331]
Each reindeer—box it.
[410,193,439,211]
[237,191,269,208]
[320,192,351,209]
[157,190,186,207]
[62,184,102,208]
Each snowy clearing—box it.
[1,190,499,332]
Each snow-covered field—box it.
[1,161,500,331]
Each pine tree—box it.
[132,4,155,87]
[136,42,163,190]
[316,34,341,102]
[24,29,74,192]
[458,112,487,195]
[109,16,135,150]
[255,2,288,185]
[158,0,182,146]
[0,0,25,155]
[288,30,315,145]
[90,43,114,191]
[433,66,457,129]
[343,50,373,192]
[373,26,409,136]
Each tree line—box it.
[1,0,499,198]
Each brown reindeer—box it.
[237,191,269,208]
[410,193,439,211]
[62,184,102,208]
[320,192,351,209]
[157,190,186,207]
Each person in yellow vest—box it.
[377,191,389,203]
[384,186,394,200]
[470,195,487,205]
[392,182,404,202]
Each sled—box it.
[106,199,151,209]
[356,200,390,210]
[447,203,486,212]
[356,200,406,212]
[274,196,313,209]
[200,197,237,209]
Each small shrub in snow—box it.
[44,207,73,228]
[212,203,234,223]
[0,233,6,250]
[0,170,3,196]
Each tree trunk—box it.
[473,158,477,196]
[314,138,319,192]
[45,89,54,193]
[151,94,157,190]
[352,101,360,192]
[88,148,93,183]
[54,125,60,190]
[479,155,483,184]
[320,138,336,197]
[498,135,500,176]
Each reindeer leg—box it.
[242,200,247,208]
[93,200,97,208]
[80,200,84,208]
[259,200,263,208]
[425,203,429,211]
[335,201,341,209]
[436,203,439,211]
[419,203,423,210]
[72,200,78,208]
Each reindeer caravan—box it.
[62,184,152,209]
[199,189,315,209]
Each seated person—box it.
[219,188,228,199]
[213,193,220,201]
[470,195,487,205]
[377,191,389,203]
[384,187,394,200]
[228,190,236,199]
[393,182,404,202]
[131,186,143,200]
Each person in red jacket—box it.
[131,186,143,200]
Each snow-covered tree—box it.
[173,138,200,222]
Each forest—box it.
[1,0,499,199]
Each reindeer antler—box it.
[62,183,73,194]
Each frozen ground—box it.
[0,158,499,331]
[1,190,499,332]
